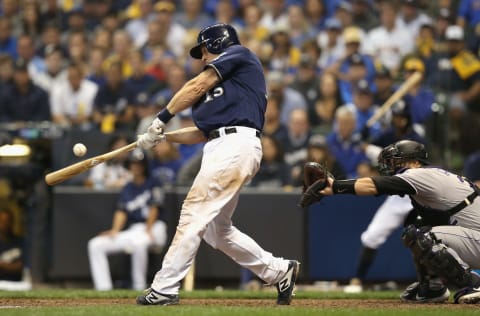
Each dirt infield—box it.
[1,298,478,309]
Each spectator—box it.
[396,0,432,38]
[286,4,315,49]
[20,2,43,42]
[259,0,289,31]
[309,71,343,133]
[60,8,87,47]
[125,0,156,48]
[0,53,14,86]
[174,0,214,31]
[100,10,122,36]
[336,52,370,104]
[154,1,188,59]
[86,46,107,86]
[150,141,183,186]
[33,44,67,94]
[457,0,480,36]
[326,105,368,178]
[0,59,50,122]
[367,1,415,74]
[39,0,64,29]
[373,64,395,107]
[266,70,307,125]
[85,135,132,189]
[300,39,322,71]
[431,25,480,114]
[16,34,45,78]
[241,3,270,42]
[250,135,290,189]
[262,95,289,146]
[334,0,355,29]
[1,0,22,37]
[304,0,327,34]
[284,108,311,168]
[214,0,244,30]
[92,61,135,133]
[351,0,379,32]
[290,134,345,187]
[432,8,454,56]
[290,54,320,110]
[401,57,435,131]
[125,50,157,102]
[50,62,98,130]
[90,27,112,56]
[368,99,426,149]
[0,17,17,59]
[104,30,134,79]
[37,23,65,59]
[266,27,301,78]
[317,18,344,68]
[66,31,88,72]
[351,79,381,139]
[88,149,167,291]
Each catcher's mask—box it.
[378,140,428,175]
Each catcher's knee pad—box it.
[422,245,476,288]
[402,225,475,288]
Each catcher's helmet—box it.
[378,140,428,175]
[189,23,240,59]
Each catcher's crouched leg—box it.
[403,225,480,289]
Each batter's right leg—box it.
[88,236,114,291]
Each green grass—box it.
[0,289,478,316]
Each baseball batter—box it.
[87,150,167,291]
[308,140,480,304]
[136,23,299,306]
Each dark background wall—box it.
[49,187,415,285]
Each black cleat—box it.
[136,288,179,306]
[454,287,480,304]
[276,260,300,305]
[400,281,449,303]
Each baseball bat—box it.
[183,260,195,292]
[366,71,423,128]
[45,141,138,186]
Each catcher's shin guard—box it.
[402,225,480,289]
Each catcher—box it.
[299,140,480,304]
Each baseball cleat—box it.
[400,281,450,303]
[136,288,179,306]
[276,260,300,305]
[454,287,480,304]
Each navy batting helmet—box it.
[189,23,240,59]
[378,140,428,175]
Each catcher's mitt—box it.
[298,162,333,208]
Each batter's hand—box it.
[137,118,166,149]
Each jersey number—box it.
[204,87,224,103]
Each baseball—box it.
[73,143,87,157]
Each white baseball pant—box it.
[88,221,167,290]
[361,195,413,249]
[151,127,290,294]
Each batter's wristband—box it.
[157,108,175,123]
[332,179,356,195]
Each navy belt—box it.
[208,127,261,140]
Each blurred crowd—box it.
[0,0,480,192]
